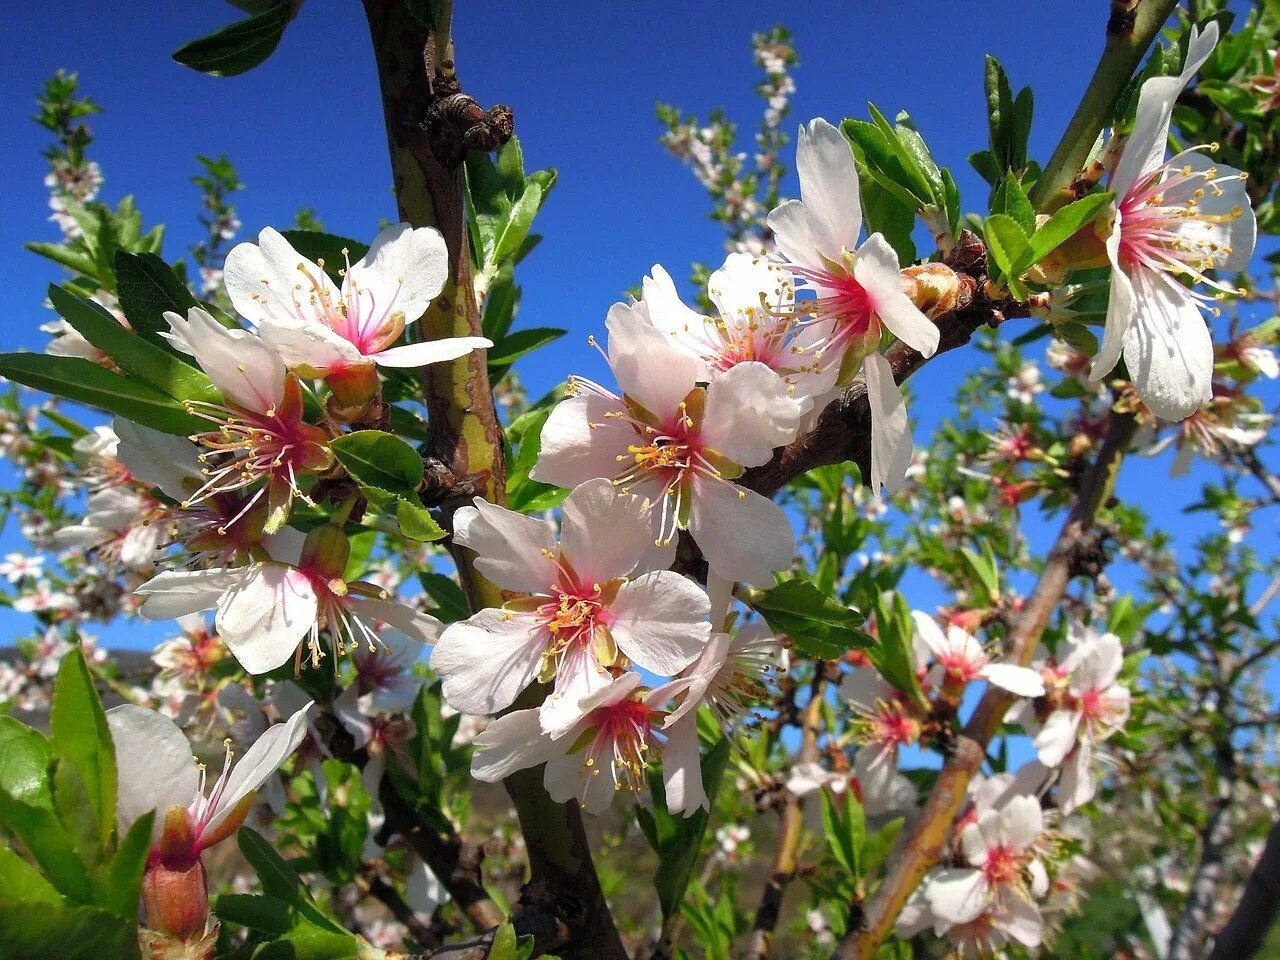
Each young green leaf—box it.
[329,431,424,495]
[1025,192,1113,265]
[0,902,138,960]
[173,3,292,77]
[0,717,52,809]
[745,578,871,660]
[395,498,447,542]
[102,811,154,921]
[49,646,116,851]
[113,251,199,346]
[983,214,1033,300]
[0,846,63,907]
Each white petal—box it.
[216,564,318,674]
[257,317,360,373]
[1090,212,1134,382]
[1123,268,1213,420]
[701,361,804,467]
[606,303,700,419]
[1034,709,1081,768]
[786,761,840,796]
[106,705,199,840]
[539,645,611,737]
[855,234,939,356]
[609,571,711,676]
[796,118,864,256]
[1057,739,1097,815]
[113,418,203,501]
[452,498,557,593]
[997,795,1043,852]
[470,709,559,782]
[925,868,988,925]
[765,199,824,271]
[346,223,449,328]
[224,227,338,329]
[373,337,492,367]
[687,476,794,587]
[661,715,707,816]
[429,609,545,716]
[355,597,443,645]
[531,393,635,489]
[559,479,650,583]
[864,350,913,495]
[168,307,286,414]
[203,702,312,842]
[406,858,450,915]
[911,610,949,660]
[981,663,1046,698]
[1072,630,1124,691]
[136,567,242,620]
[1165,155,1256,273]
[996,893,1045,948]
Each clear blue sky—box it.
[0,0,1273,653]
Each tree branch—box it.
[744,673,828,960]
[1207,821,1280,960]
[360,5,625,958]
[830,407,1139,960]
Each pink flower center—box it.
[982,845,1023,887]
[788,264,880,365]
[583,697,657,794]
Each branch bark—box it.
[1207,821,1280,960]
[744,674,828,960]
[360,5,625,958]
[829,408,1139,960]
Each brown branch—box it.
[830,407,1139,960]
[358,865,440,951]
[1207,821,1280,960]
[360,5,626,958]
[744,674,828,960]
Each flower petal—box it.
[925,868,988,925]
[471,708,559,782]
[224,227,337,329]
[609,571,711,676]
[1123,268,1214,420]
[452,498,557,593]
[796,118,864,256]
[106,705,199,840]
[606,303,700,419]
[687,475,794,587]
[864,350,913,495]
[372,337,492,367]
[980,663,1046,698]
[701,361,804,466]
[855,234,939,356]
[216,564,318,674]
[429,608,545,716]
[136,567,242,620]
[531,393,635,489]
[559,479,651,584]
[346,223,449,328]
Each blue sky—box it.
[0,0,1274,655]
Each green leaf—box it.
[0,902,138,960]
[0,354,204,436]
[49,647,115,851]
[215,893,293,935]
[842,119,931,211]
[277,231,369,286]
[395,498,446,542]
[102,811,154,920]
[173,3,291,77]
[983,214,1032,300]
[643,737,731,920]
[418,572,470,624]
[489,920,519,960]
[0,789,93,903]
[330,431,424,495]
[859,176,917,265]
[868,593,929,713]
[746,579,870,660]
[0,717,52,808]
[493,182,546,265]
[990,173,1035,235]
[25,242,99,279]
[48,285,217,403]
[488,327,566,367]
[867,104,939,207]
[1025,192,1113,265]
[113,251,199,346]
[959,542,1000,603]
[50,760,105,875]
[237,828,349,935]
[0,846,63,907]
[862,817,904,875]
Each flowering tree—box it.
[0,2,1277,960]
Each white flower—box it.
[765,118,939,492]
[924,795,1048,931]
[1091,23,1257,420]
[637,256,837,403]
[430,479,711,733]
[1032,627,1130,813]
[52,487,168,568]
[912,611,1045,697]
[0,553,43,583]
[532,308,804,585]
[136,530,442,675]
[106,700,312,852]
[470,672,697,815]
[164,307,333,530]
[224,224,490,380]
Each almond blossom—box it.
[1090,23,1258,420]
[765,117,940,492]
[471,671,696,814]
[1033,626,1131,813]
[924,794,1049,936]
[135,525,442,675]
[911,611,1045,698]
[637,255,837,403]
[532,308,804,585]
[165,306,333,531]
[429,479,711,733]
[224,224,491,403]
[107,701,312,941]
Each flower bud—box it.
[300,523,352,580]
[142,860,209,942]
[900,263,970,319]
[326,360,381,411]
